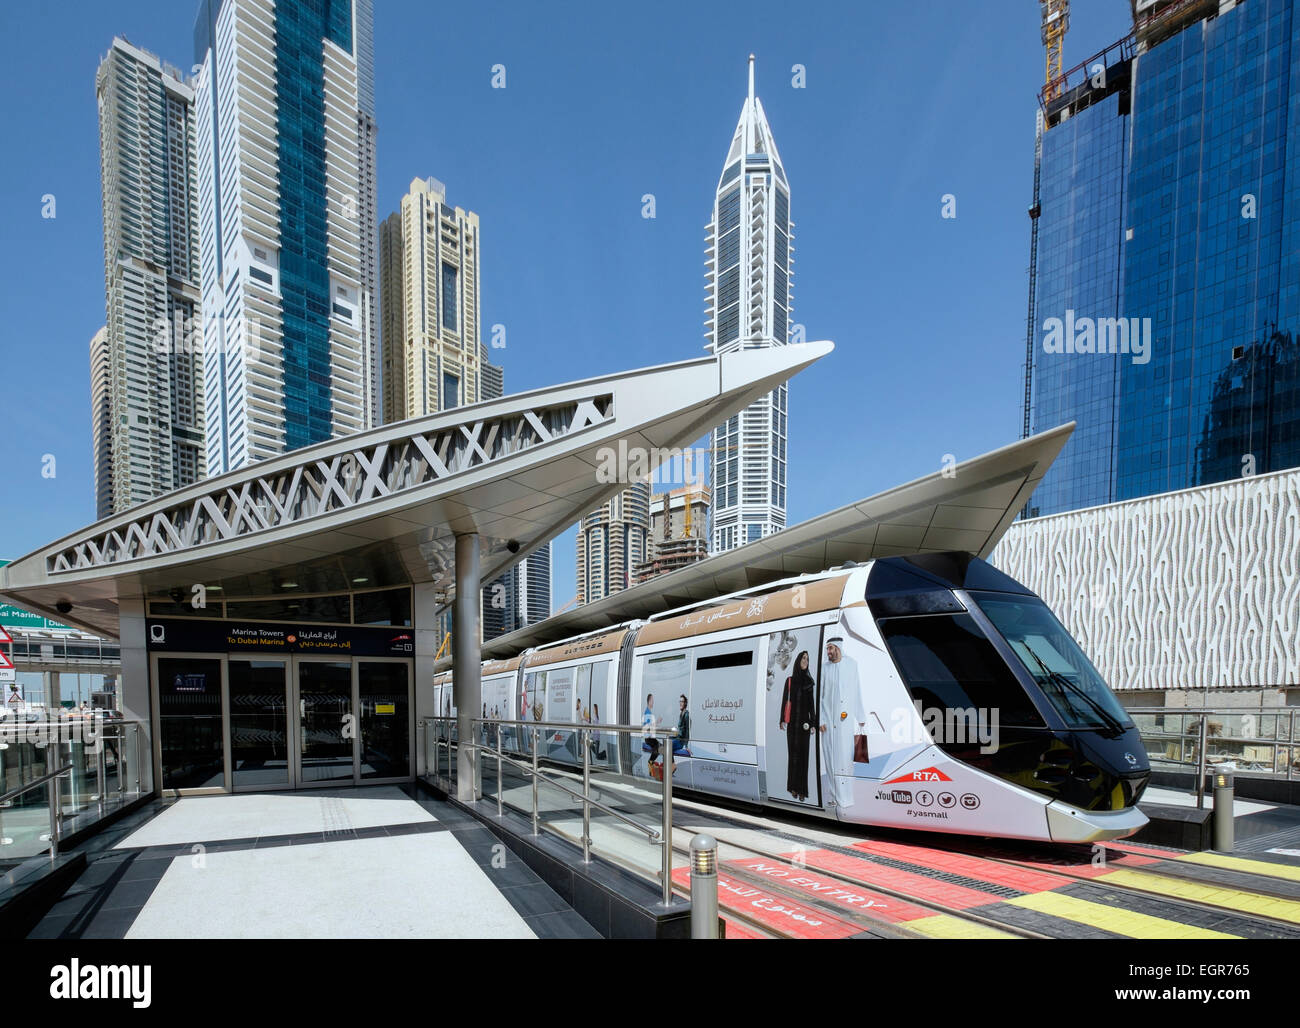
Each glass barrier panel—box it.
[0,781,55,866]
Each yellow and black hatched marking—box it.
[823,839,1300,939]
[1172,850,1300,886]
[938,854,1300,940]
[984,880,1300,939]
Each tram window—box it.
[879,614,1045,728]
[695,651,753,671]
[972,593,1133,731]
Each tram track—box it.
[666,798,1300,939]
[666,831,1048,939]
[493,766,1300,938]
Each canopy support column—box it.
[453,533,481,802]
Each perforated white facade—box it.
[990,469,1300,698]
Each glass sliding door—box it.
[156,657,225,791]
[358,661,411,780]
[295,660,354,785]
[228,659,290,790]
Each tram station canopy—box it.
[474,422,1074,658]
[0,343,834,638]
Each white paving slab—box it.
[114,787,434,848]
[125,831,535,939]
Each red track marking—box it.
[788,849,1001,911]
[850,839,1065,893]
[726,854,935,922]
[671,867,862,939]
[722,918,768,940]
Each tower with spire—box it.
[705,55,792,553]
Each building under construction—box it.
[635,485,711,584]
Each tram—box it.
[434,551,1150,843]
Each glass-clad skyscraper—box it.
[1026,0,1300,515]
[193,0,378,475]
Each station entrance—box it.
[144,589,417,795]
[152,654,413,793]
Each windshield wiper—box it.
[1020,641,1125,735]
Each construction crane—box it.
[1040,0,1070,101]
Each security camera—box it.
[168,587,184,603]
[506,540,520,554]
[55,600,73,615]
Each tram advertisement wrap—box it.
[765,625,823,807]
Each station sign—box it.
[0,559,73,631]
[146,618,415,658]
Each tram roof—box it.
[0,343,833,639]
[472,423,1074,660]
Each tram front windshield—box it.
[972,591,1133,731]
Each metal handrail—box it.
[1,722,144,861]
[467,742,662,842]
[0,764,73,807]
[1128,707,1297,799]
[422,715,680,905]
[1128,706,1300,716]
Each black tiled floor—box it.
[26,914,77,940]
[496,882,574,918]
[524,910,603,939]
[82,907,139,939]
[96,876,165,912]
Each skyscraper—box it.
[89,326,112,519]
[705,56,791,553]
[193,0,378,476]
[355,0,380,428]
[576,481,650,604]
[1025,0,1300,516]
[380,177,483,422]
[94,38,205,517]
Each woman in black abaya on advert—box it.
[779,650,818,801]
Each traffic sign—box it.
[0,560,71,631]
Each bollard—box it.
[1212,763,1235,852]
[690,835,719,939]
[1195,715,1208,809]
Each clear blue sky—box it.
[0,0,1133,610]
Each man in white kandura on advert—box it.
[819,635,866,809]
